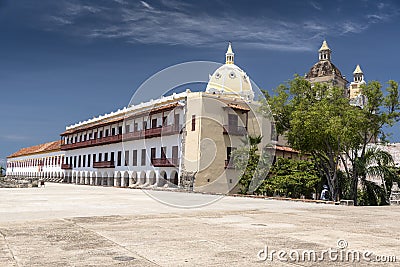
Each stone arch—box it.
[79,171,84,184]
[129,171,137,186]
[114,171,122,187]
[66,171,71,183]
[76,172,81,184]
[159,170,167,186]
[96,172,102,186]
[108,171,114,187]
[139,171,146,185]
[89,172,95,185]
[147,170,156,186]
[170,170,179,186]
[102,172,108,186]
[84,171,90,185]
[122,171,129,187]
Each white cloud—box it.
[1,135,31,141]
[140,1,153,10]
[310,1,322,11]
[113,0,126,4]
[48,15,72,25]
[339,21,368,34]
[40,0,399,52]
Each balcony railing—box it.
[123,130,143,141]
[225,159,235,169]
[61,164,72,170]
[61,125,182,151]
[223,125,247,136]
[145,124,181,138]
[151,158,179,167]
[61,134,122,150]
[93,161,115,168]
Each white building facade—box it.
[6,141,65,180]
[6,43,273,194]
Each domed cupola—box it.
[305,40,348,90]
[206,42,254,100]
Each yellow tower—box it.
[349,64,365,99]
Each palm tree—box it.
[356,147,399,205]
[232,135,263,194]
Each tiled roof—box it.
[7,140,61,158]
[61,117,124,135]
[149,102,181,114]
[62,102,182,136]
[227,103,250,111]
[275,145,299,153]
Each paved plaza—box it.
[0,183,399,266]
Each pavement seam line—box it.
[61,218,162,266]
[0,230,20,267]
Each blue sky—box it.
[1,0,400,165]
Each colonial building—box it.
[305,40,367,108]
[6,43,274,194]
[6,141,64,181]
[305,40,348,91]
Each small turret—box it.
[225,42,234,64]
[318,40,331,61]
[353,64,364,83]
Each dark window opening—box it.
[117,151,122,166]
[132,150,137,166]
[172,146,178,159]
[141,149,146,166]
[191,115,196,131]
[152,118,157,128]
[125,151,129,166]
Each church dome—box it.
[305,60,344,79]
[206,43,254,100]
[305,40,346,81]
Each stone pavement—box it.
[0,183,399,266]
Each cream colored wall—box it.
[183,92,273,194]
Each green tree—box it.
[340,81,400,204]
[262,76,400,203]
[256,157,320,198]
[356,147,399,205]
[262,76,363,201]
[232,135,271,194]
[0,166,5,177]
